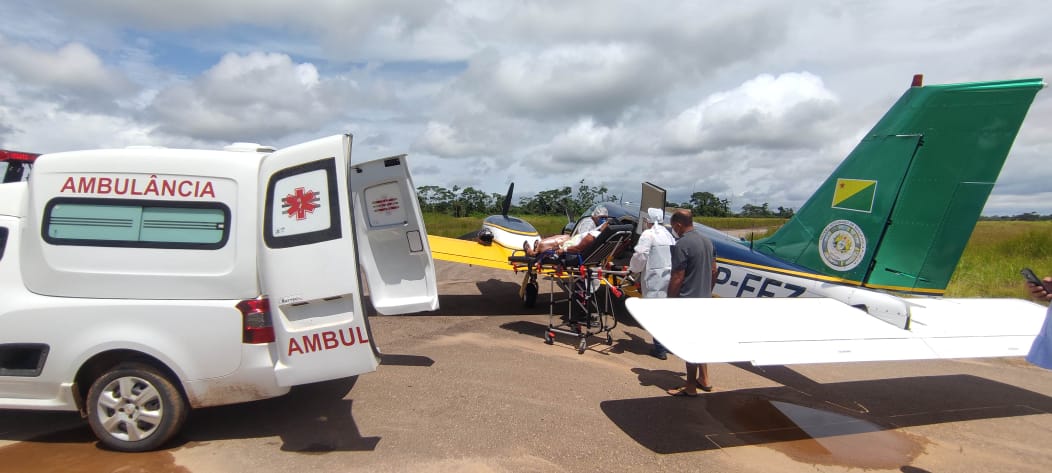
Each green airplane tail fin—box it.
[755,76,1044,294]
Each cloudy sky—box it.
[1,0,1049,215]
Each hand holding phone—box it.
[1021,268,1052,293]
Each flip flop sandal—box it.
[668,387,697,397]
[696,382,714,392]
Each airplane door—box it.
[637,182,667,234]
[259,134,377,387]
[348,154,438,315]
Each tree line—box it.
[981,212,1052,221]
[416,181,795,219]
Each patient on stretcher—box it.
[524,220,609,257]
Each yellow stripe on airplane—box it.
[428,234,519,271]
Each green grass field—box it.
[424,213,1051,299]
[949,221,1052,298]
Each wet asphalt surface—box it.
[2,260,1052,473]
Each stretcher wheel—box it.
[523,281,538,308]
[605,334,613,345]
[577,338,587,354]
[544,331,554,345]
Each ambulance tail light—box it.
[238,297,275,344]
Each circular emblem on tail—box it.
[818,219,866,271]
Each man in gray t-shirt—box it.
[670,223,715,298]
[666,209,717,397]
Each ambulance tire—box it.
[523,282,538,308]
[86,362,188,452]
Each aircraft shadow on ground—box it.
[604,365,1052,454]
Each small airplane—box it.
[430,74,1051,366]
[478,183,543,249]
[428,183,546,270]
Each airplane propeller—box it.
[501,183,514,218]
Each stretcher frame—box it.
[509,224,635,353]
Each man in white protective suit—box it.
[629,208,675,360]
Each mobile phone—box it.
[1021,268,1052,291]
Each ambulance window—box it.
[42,198,230,249]
[0,227,7,261]
[263,158,342,249]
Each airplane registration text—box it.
[714,264,808,298]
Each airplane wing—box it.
[428,234,519,271]
[625,297,1046,365]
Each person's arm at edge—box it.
[668,269,685,299]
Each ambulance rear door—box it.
[349,154,438,314]
[259,134,376,387]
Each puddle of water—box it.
[707,394,926,470]
[0,426,190,473]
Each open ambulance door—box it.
[348,154,438,315]
[259,134,377,387]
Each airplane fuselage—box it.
[699,224,911,328]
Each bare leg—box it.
[530,235,569,255]
[698,363,711,390]
[683,363,699,395]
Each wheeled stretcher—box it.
[508,224,635,353]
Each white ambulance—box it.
[0,134,438,451]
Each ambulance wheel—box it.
[578,338,587,354]
[86,362,187,452]
[523,282,538,308]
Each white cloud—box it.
[416,121,490,158]
[0,38,134,104]
[547,118,615,164]
[147,52,336,142]
[467,42,669,120]
[663,72,840,153]
[0,99,153,152]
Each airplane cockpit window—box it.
[483,215,536,233]
[571,216,596,237]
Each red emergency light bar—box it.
[0,149,40,162]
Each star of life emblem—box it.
[818,219,866,271]
[282,187,321,220]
